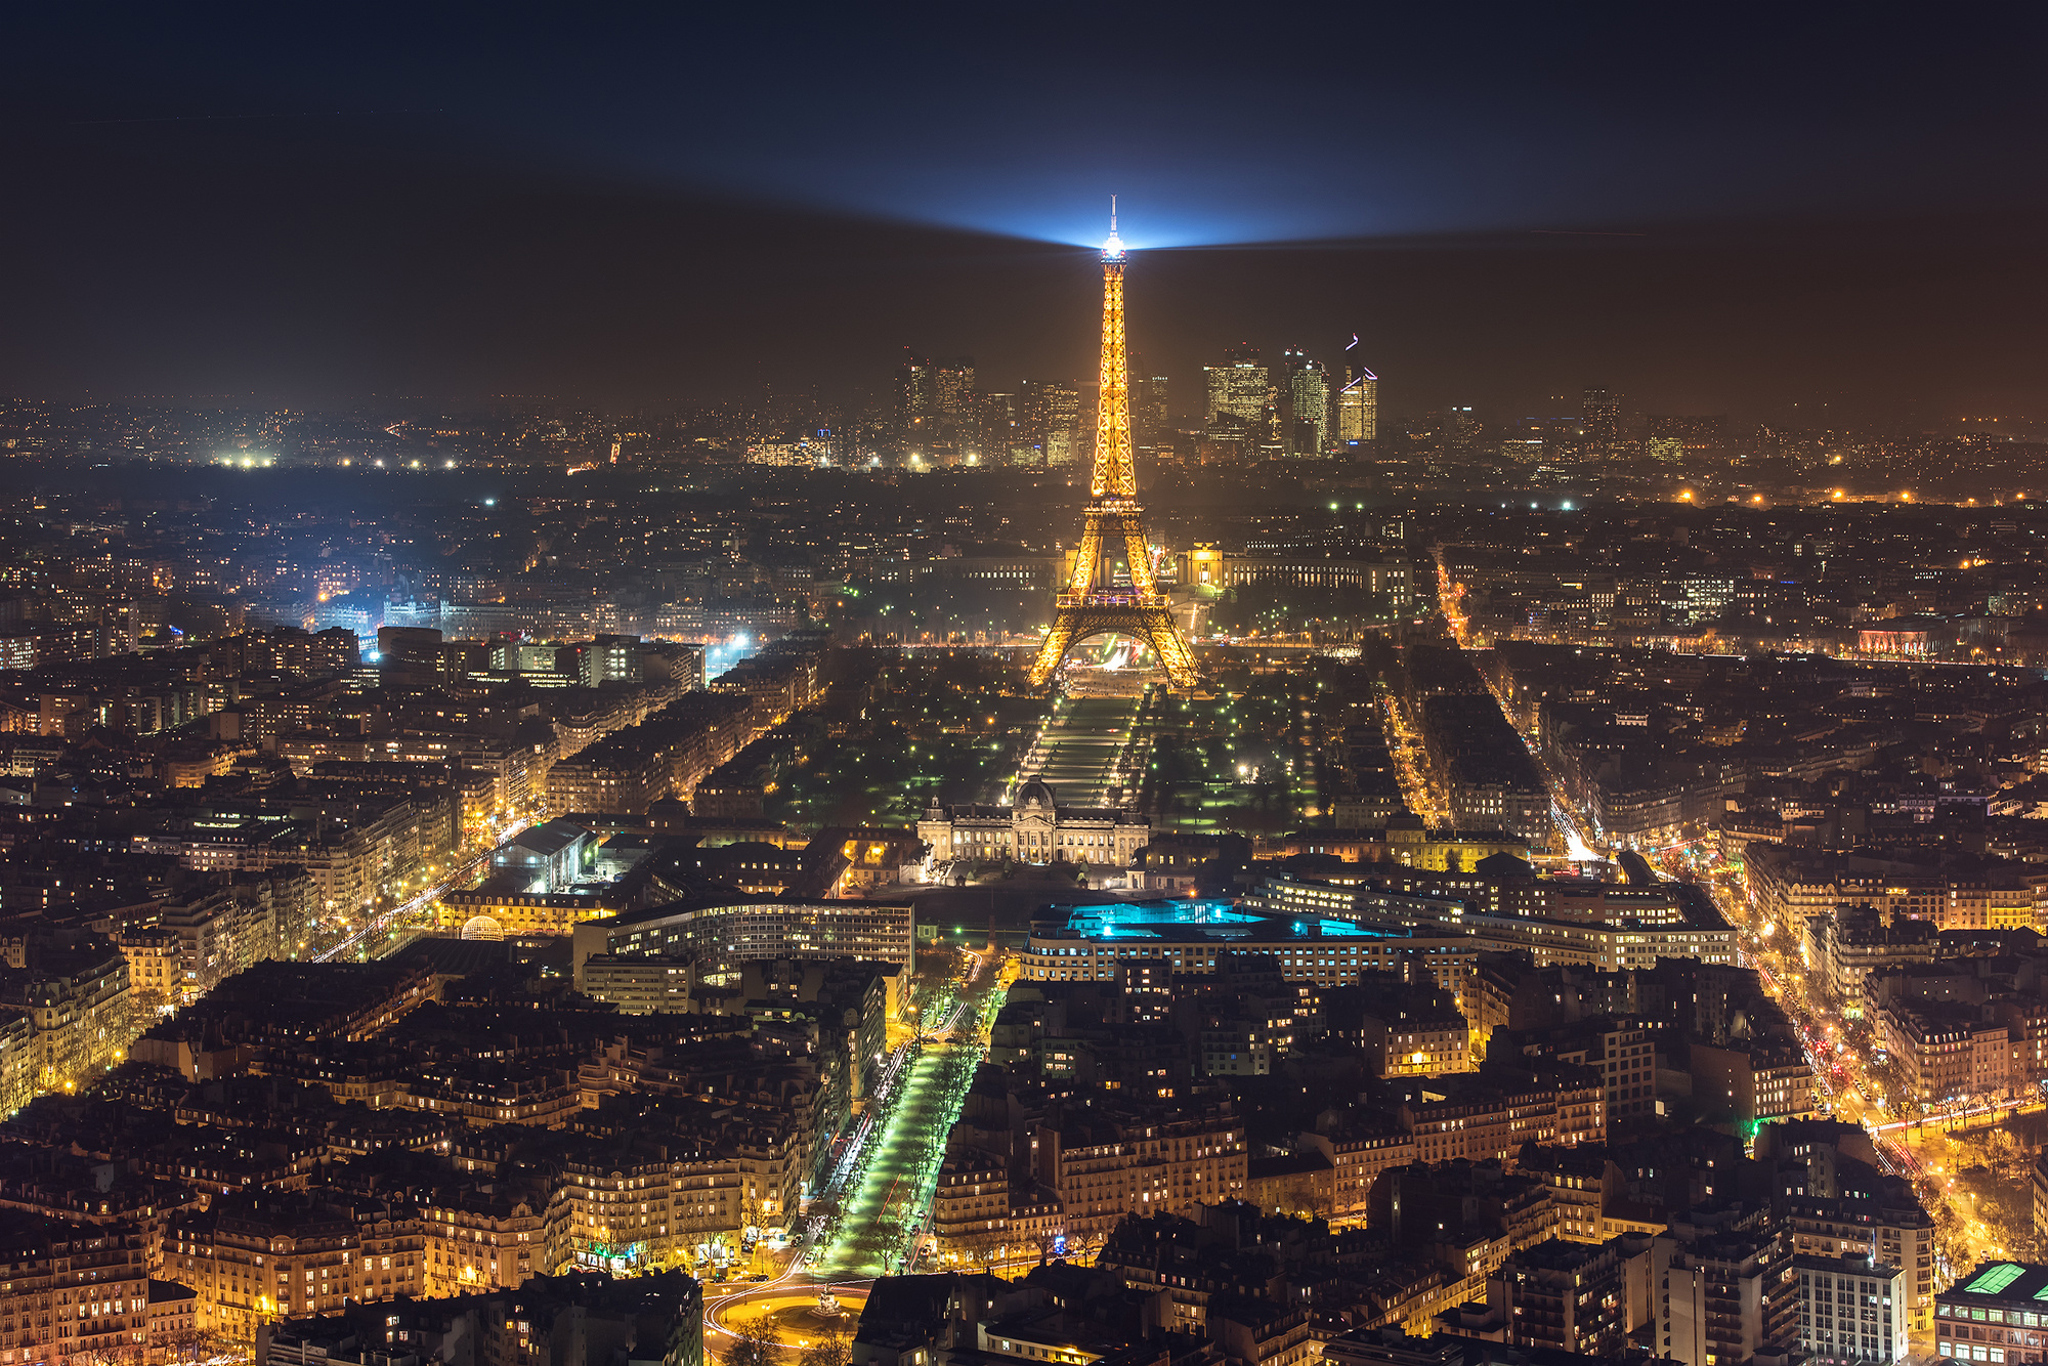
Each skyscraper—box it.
[1204,345,1269,426]
[1443,405,1479,452]
[1024,380,1083,466]
[1204,344,1270,462]
[979,391,1021,463]
[895,353,977,460]
[932,357,976,462]
[897,351,935,424]
[895,350,936,456]
[1581,388,1621,456]
[1134,373,1170,457]
[1337,340,1378,445]
[1646,414,1726,463]
[1283,349,1329,457]
[934,358,975,417]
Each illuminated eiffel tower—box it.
[1029,205,1198,690]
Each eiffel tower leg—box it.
[1118,512,1158,598]
[1031,614,1076,687]
[1142,609,1199,690]
[1069,513,1108,597]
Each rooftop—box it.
[1050,899,1400,943]
[506,818,590,859]
[1943,1260,2048,1303]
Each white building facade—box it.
[1797,1253,1907,1366]
[918,777,1149,869]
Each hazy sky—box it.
[7,3,2048,427]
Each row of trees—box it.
[726,1315,850,1366]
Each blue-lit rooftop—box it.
[1051,899,1401,942]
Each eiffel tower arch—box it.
[1030,205,1198,691]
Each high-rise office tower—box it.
[934,359,976,416]
[1016,381,1046,455]
[1283,349,1329,457]
[1204,344,1269,426]
[928,357,976,461]
[979,391,1021,463]
[1204,344,1270,462]
[1337,338,1378,444]
[1024,380,1083,466]
[1443,405,1479,452]
[895,350,935,453]
[1134,374,1170,455]
[1581,388,1621,455]
[897,351,935,422]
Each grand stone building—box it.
[919,777,1149,869]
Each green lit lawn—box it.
[1025,696,1139,806]
[1139,687,1312,834]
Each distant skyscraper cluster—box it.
[894,351,981,463]
[890,311,1380,468]
[1646,413,1728,464]
[1193,337,1380,465]
[902,343,1736,474]
[889,349,1111,469]
[888,327,1386,472]
[1026,379,1084,467]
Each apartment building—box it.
[0,1212,150,1366]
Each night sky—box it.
[7,4,2048,427]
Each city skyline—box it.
[10,9,2048,1365]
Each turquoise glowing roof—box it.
[1053,899,1399,942]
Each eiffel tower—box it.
[1029,205,1198,690]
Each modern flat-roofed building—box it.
[571,895,915,988]
[1018,899,1481,999]
[491,817,594,891]
[1935,1259,2048,1366]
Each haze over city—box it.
[8,5,2048,422]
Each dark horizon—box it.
[6,4,2048,429]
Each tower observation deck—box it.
[1029,206,1198,689]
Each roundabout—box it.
[705,1281,870,1357]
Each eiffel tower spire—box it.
[1030,206,1197,690]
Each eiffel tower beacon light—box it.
[1029,203,1199,689]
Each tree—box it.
[1273,1177,1332,1221]
[725,1314,778,1366]
[800,1333,852,1366]
[952,1229,1004,1273]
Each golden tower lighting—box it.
[1030,204,1197,689]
